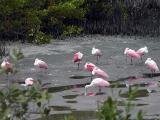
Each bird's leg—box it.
[151,70,153,78]
[96,55,98,64]
[141,56,143,62]
[37,68,42,80]
[98,87,101,93]
[130,57,133,65]
[90,73,93,81]
[77,62,80,70]
[40,68,44,77]
[6,73,9,87]
[125,55,127,62]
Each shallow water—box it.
[2,35,160,120]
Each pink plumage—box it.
[92,47,102,63]
[34,58,48,69]
[127,49,140,59]
[91,78,110,87]
[25,78,34,86]
[84,78,110,96]
[92,47,102,56]
[145,58,159,72]
[136,46,148,56]
[73,53,79,63]
[84,62,96,72]
[1,59,13,74]
[73,52,83,63]
[73,52,83,70]
[124,48,140,64]
[92,67,109,79]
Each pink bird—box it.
[147,82,159,88]
[84,62,96,80]
[84,62,96,72]
[1,59,13,86]
[92,67,109,79]
[84,78,110,96]
[136,46,148,61]
[1,59,13,74]
[145,58,159,76]
[24,78,34,86]
[34,58,48,70]
[124,48,140,64]
[21,78,34,87]
[73,52,83,70]
[92,46,102,64]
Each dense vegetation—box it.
[0,0,160,44]
[0,0,85,44]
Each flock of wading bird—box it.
[73,46,159,95]
[0,46,159,96]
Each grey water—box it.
[2,35,160,120]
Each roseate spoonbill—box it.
[73,52,83,70]
[84,62,96,80]
[34,58,48,79]
[1,59,13,86]
[92,47,102,64]
[136,46,148,61]
[145,58,159,77]
[147,82,159,93]
[124,48,140,65]
[84,78,110,96]
[25,78,34,86]
[34,58,48,70]
[92,67,109,79]
[21,78,34,87]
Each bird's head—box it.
[144,46,148,53]
[25,78,34,86]
[34,58,39,65]
[84,62,89,69]
[124,48,129,54]
[145,58,151,64]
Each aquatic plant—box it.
[0,81,51,120]
[98,86,145,120]
[64,116,77,120]
[0,49,51,120]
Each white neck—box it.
[84,84,94,96]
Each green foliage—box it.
[28,30,50,44]
[119,0,128,21]
[63,25,83,37]
[49,0,85,19]
[0,0,86,42]
[98,86,145,120]
[0,81,51,120]
[10,48,24,62]
[64,116,76,120]
[0,48,51,119]
[98,96,120,120]
[0,0,160,40]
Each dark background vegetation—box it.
[0,0,160,44]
